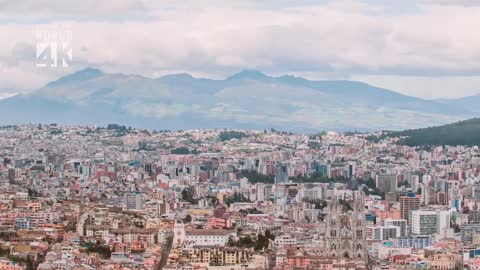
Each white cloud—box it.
[0,92,17,99]
[424,0,480,6]
[0,0,147,19]
[0,0,480,98]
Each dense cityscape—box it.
[2,0,480,269]
[0,124,478,269]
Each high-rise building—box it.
[400,194,420,225]
[255,183,265,202]
[377,174,397,193]
[411,175,420,193]
[474,184,480,201]
[157,200,169,216]
[7,168,15,182]
[448,180,461,211]
[348,163,356,178]
[420,183,429,205]
[274,162,289,185]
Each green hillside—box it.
[386,118,480,146]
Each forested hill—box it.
[386,118,480,147]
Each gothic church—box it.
[325,191,367,260]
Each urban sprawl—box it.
[0,124,479,270]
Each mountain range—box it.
[0,68,478,132]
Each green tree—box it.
[219,131,249,141]
[238,170,274,184]
[265,229,275,241]
[183,215,192,223]
[171,147,191,154]
[181,187,198,204]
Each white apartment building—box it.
[367,225,400,240]
[184,229,231,247]
[410,209,451,236]
[274,234,297,247]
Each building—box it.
[173,220,186,248]
[124,192,143,210]
[184,229,231,247]
[383,218,407,237]
[377,174,397,193]
[275,162,289,185]
[429,253,458,270]
[410,209,450,235]
[367,225,400,240]
[7,168,15,182]
[274,234,297,247]
[181,246,252,266]
[399,194,420,225]
[157,201,169,216]
[448,180,461,211]
[325,190,366,259]
[0,258,24,270]
[15,217,30,230]
[393,236,432,248]
[461,223,480,244]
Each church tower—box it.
[173,220,185,248]
[326,191,366,260]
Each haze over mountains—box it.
[435,95,480,114]
[0,68,478,132]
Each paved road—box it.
[157,236,173,269]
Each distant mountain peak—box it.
[1,67,474,131]
[46,67,104,87]
[68,67,104,79]
[227,69,268,80]
[159,73,194,80]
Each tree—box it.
[265,229,275,241]
[240,236,253,247]
[228,237,236,247]
[181,187,198,204]
[254,232,271,251]
[225,192,251,206]
[308,141,322,149]
[387,118,480,147]
[83,242,112,259]
[238,170,274,184]
[137,141,147,151]
[452,224,461,233]
[183,215,192,223]
[171,147,191,154]
[219,131,249,141]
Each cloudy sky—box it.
[0,0,479,99]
